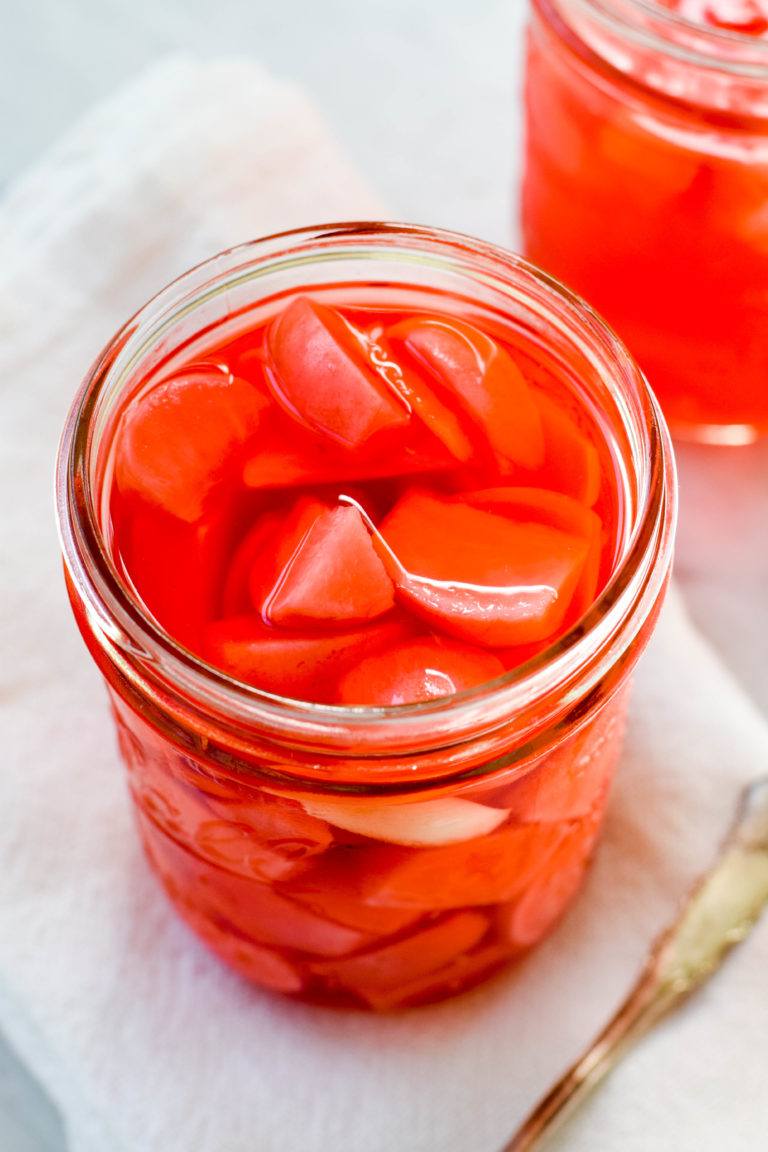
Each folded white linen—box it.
[1,56,767,1152]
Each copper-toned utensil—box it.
[501,777,768,1151]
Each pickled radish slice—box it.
[530,392,601,507]
[311,911,488,1006]
[192,820,315,883]
[251,498,395,626]
[459,487,603,621]
[299,796,508,846]
[285,849,425,936]
[503,693,625,820]
[503,817,601,949]
[221,879,370,956]
[241,396,456,491]
[335,635,506,705]
[265,297,410,448]
[115,365,266,522]
[367,334,476,462]
[377,490,590,647]
[137,809,371,956]
[216,940,305,994]
[190,794,334,882]
[386,314,545,468]
[346,941,506,1011]
[161,886,307,993]
[363,821,566,909]
[203,615,410,701]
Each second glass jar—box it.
[523,0,768,441]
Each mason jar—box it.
[56,223,676,1010]
[523,0,768,441]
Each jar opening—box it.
[57,222,675,759]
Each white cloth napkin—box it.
[2,57,767,1152]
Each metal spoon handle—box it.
[500,965,671,1151]
[500,777,768,1152]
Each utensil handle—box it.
[499,968,672,1152]
[500,778,768,1151]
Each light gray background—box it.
[2,1,766,1147]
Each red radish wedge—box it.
[285,848,425,937]
[335,635,505,705]
[363,490,589,647]
[202,614,410,702]
[115,365,266,522]
[386,314,544,468]
[265,297,410,449]
[457,487,603,621]
[310,911,488,1005]
[249,498,395,626]
[362,821,566,909]
[366,332,476,462]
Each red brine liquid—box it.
[102,288,626,1009]
[111,295,618,699]
[523,0,768,438]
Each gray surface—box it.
[0,1032,65,1152]
[0,0,525,247]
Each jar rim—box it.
[56,221,676,757]
[537,0,768,77]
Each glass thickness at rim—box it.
[542,0,768,71]
[56,221,674,751]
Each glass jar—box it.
[523,0,768,441]
[56,223,675,1011]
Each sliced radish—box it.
[310,910,488,1002]
[138,808,370,957]
[367,332,476,462]
[114,365,266,522]
[251,498,395,626]
[190,795,335,883]
[285,848,425,936]
[503,692,626,821]
[386,314,544,469]
[362,821,566,909]
[299,796,508,847]
[502,815,600,949]
[375,490,590,647]
[242,437,455,490]
[220,940,305,994]
[265,296,410,449]
[458,487,604,622]
[334,635,506,705]
[202,614,411,701]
